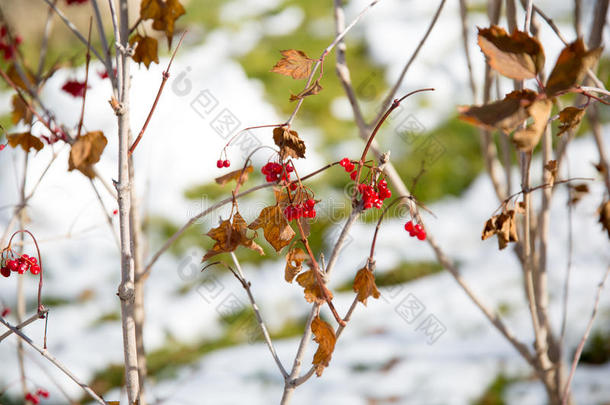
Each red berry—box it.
[305,199,315,209]
[0,144,5,151]
[216,159,223,168]
[339,158,350,167]
[414,224,423,233]
[30,265,41,275]
[286,165,294,173]
[344,162,355,172]
[7,260,18,272]
[223,160,230,168]
[25,393,40,405]
[417,230,427,241]
[1,307,10,317]
[113,209,118,215]
[289,182,298,191]
[17,263,28,274]
[0,26,6,37]
[1,267,10,278]
[350,171,358,181]
[36,389,49,399]
[409,230,417,237]
[404,221,414,232]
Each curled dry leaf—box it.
[296,268,332,304]
[290,79,323,101]
[11,94,32,125]
[68,131,107,178]
[545,38,602,97]
[459,89,537,133]
[598,200,610,239]
[215,166,253,187]
[569,183,589,205]
[203,212,264,261]
[248,205,295,252]
[7,132,44,152]
[512,99,552,152]
[353,267,380,305]
[129,34,159,68]
[140,0,185,47]
[557,106,585,136]
[270,49,314,80]
[481,210,518,250]
[544,160,558,187]
[311,315,337,377]
[273,126,306,159]
[477,25,545,80]
[284,247,308,283]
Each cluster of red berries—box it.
[284,199,317,220]
[25,389,49,404]
[339,158,360,180]
[404,220,426,241]
[357,178,392,210]
[0,25,21,61]
[1,254,41,278]
[216,159,231,168]
[262,162,293,183]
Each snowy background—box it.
[1,0,609,404]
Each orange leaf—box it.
[11,94,32,125]
[248,205,295,252]
[203,212,264,261]
[284,248,307,283]
[290,79,323,101]
[296,269,332,304]
[512,99,552,152]
[545,38,602,96]
[7,132,44,152]
[311,316,336,377]
[352,267,380,305]
[271,49,314,79]
[273,126,306,159]
[556,106,585,136]
[215,166,253,187]
[140,0,185,47]
[68,131,107,178]
[478,25,545,80]
[129,34,160,68]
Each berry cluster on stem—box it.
[1,254,40,278]
[262,161,293,183]
[0,25,21,61]
[284,198,317,220]
[24,389,49,405]
[404,220,426,241]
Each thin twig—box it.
[77,19,93,138]
[229,253,289,378]
[0,317,108,405]
[0,309,48,342]
[372,0,446,126]
[561,267,610,405]
[128,31,187,155]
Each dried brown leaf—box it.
[599,200,610,239]
[353,267,380,305]
[557,106,585,136]
[512,99,552,152]
[7,132,44,153]
[273,126,306,159]
[203,212,264,261]
[545,160,558,186]
[270,49,314,79]
[140,0,185,47]
[478,25,545,80]
[296,268,332,304]
[284,248,308,283]
[215,166,253,187]
[290,79,323,101]
[459,89,537,133]
[11,94,32,125]
[68,131,107,178]
[481,210,517,250]
[248,205,295,252]
[545,38,603,96]
[481,217,497,240]
[129,34,160,68]
[311,315,336,377]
